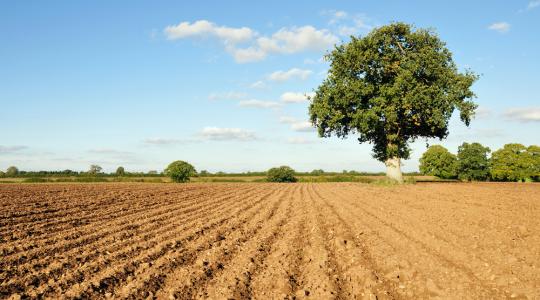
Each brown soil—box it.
[1,182,538,299]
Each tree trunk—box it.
[385,156,404,183]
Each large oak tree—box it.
[309,23,478,182]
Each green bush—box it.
[457,142,491,181]
[419,145,458,179]
[267,166,297,182]
[164,161,196,183]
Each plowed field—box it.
[1,183,539,299]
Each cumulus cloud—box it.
[238,99,282,109]
[164,20,255,44]
[291,121,316,132]
[249,80,266,89]
[488,22,510,33]
[208,91,247,100]
[256,26,338,54]
[278,116,315,132]
[164,20,338,63]
[268,68,312,81]
[281,92,315,103]
[199,127,257,141]
[143,138,185,145]
[0,145,27,154]
[503,107,540,122]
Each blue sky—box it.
[1,1,539,173]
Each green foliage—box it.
[116,166,125,176]
[419,145,458,179]
[491,144,540,182]
[6,166,19,177]
[88,165,102,175]
[527,145,540,182]
[309,22,478,163]
[164,160,196,183]
[23,177,49,183]
[457,142,490,181]
[0,171,5,178]
[310,169,325,176]
[267,166,298,182]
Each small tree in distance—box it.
[309,22,478,183]
[267,166,298,182]
[6,166,19,177]
[457,142,490,181]
[165,161,196,183]
[88,165,102,175]
[0,171,5,178]
[419,145,458,179]
[116,166,125,176]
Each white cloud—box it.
[238,99,282,109]
[164,20,338,63]
[0,145,27,153]
[164,20,255,44]
[143,138,185,145]
[291,121,315,132]
[200,127,257,141]
[488,22,510,33]
[474,106,492,119]
[268,68,312,81]
[287,137,316,144]
[279,116,298,124]
[280,92,315,103]
[256,26,338,54]
[250,80,266,89]
[227,46,267,63]
[208,91,247,100]
[503,107,540,122]
[528,0,540,9]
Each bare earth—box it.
[0,183,538,299]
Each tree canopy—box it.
[491,144,540,182]
[309,22,478,182]
[6,166,19,177]
[164,161,196,183]
[457,142,490,181]
[267,166,297,183]
[419,145,457,179]
[116,166,125,176]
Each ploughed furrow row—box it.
[0,185,221,254]
[345,183,540,298]
[54,185,279,299]
[309,184,400,299]
[92,185,282,299]
[0,184,239,280]
[249,183,307,299]
[202,184,297,299]
[150,184,291,299]
[0,185,260,298]
[319,183,505,299]
[0,187,193,240]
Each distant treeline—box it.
[420,143,540,182]
[0,166,420,179]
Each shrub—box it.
[267,166,297,182]
[6,166,19,177]
[0,171,5,178]
[116,166,125,176]
[457,142,491,181]
[164,161,196,183]
[419,145,458,179]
